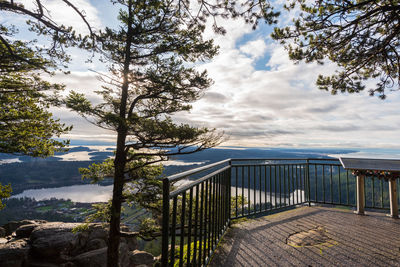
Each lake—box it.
[12,181,305,206]
[12,184,113,203]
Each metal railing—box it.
[308,159,354,206]
[161,159,231,267]
[230,159,308,218]
[161,158,400,266]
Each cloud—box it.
[304,105,338,114]
[48,71,116,141]
[179,15,400,149]
[239,39,267,59]
[34,3,400,149]
[17,0,103,35]
[316,124,361,132]
[202,92,228,103]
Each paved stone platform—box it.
[209,206,400,266]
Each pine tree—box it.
[0,0,94,208]
[272,0,400,99]
[1,0,95,156]
[65,1,279,265]
[66,1,222,265]
[0,35,71,157]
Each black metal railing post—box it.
[228,160,232,225]
[161,177,170,267]
[306,159,311,206]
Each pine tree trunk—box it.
[107,131,127,267]
[107,2,133,265]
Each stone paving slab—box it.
[209,206,400,267]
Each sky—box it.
[3,0,400,149]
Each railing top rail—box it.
[165,157,341,183]
[230,158,340,162]
[231,158,306,161]
[166,158,231,182]
[307,158,341,161]
[169,165,231,198]
[232,163,307,167]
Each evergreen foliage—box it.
[0,0,95,157]
[0,26,71,157]
[272,0,400,99]
[0,0,95,208]
[0,182,11,209]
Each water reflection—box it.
[12,184,113,203]
[12,182,305,206]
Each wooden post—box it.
[388,179,399,218]
[355,175,365,215]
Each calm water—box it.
[12,182,305,205]
[12,184,113,203]
[11,178,193,203]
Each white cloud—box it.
[48,71,116,142]
[203,16,253,50]
[17,0,102,35]
[31,3,400,149]
[174,16,400,149]
[239,39,267,59]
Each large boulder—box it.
[121,236,138,251]
[30,222,85,259]
[16,224,38,238]
[3,220,46,236]
[87,224,108,241]
[85,238,107,251]
[84,224,137,251]
[72,247,107,267]
[0,238,30,267]
[130,250,154,266]
[72,243,133,267]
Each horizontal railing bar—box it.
[305,158,341,161]
[308,163,342,166]
[169,165,231,198]
[231,158,308,163]
[166,159,231,182]
[232,163,307,167]
[230,158,340,162]
[231,158,308,161]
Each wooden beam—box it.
[355,175,365,215]
[388,179,399,218]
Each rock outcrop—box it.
[0,238,30,267]
[130,250,155,266]
[0,220,155,267]
[0,227,6,238]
